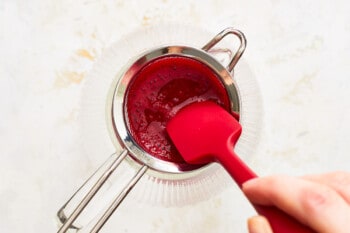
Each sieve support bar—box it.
[202,28,246,72]
[90,165,148,233]
[57,149,129,233]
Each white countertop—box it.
[1,0,350,232]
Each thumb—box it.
[248,216,273,233]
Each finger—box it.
[247,215,273,233]
[243,176,350,233]
[302,171,350,204]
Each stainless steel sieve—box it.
[57,27,246,233]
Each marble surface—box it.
[1,0,350,232]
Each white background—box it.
[1,0,350,232]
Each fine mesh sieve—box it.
[56,26,261,233]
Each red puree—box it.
[126,55,230,163]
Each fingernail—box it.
[247,216,273,233]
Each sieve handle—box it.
[90,165,148,233]
[57,149,146,233]
[202,28,246,72]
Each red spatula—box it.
[166,101,315,233]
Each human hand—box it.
[242,172,350,233]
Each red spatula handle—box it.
[254,205,315,233]
[218,149,315,233]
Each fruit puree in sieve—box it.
[126,55,231,163]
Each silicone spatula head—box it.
[166,101,242,164]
